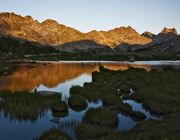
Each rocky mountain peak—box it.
[142,31,155,38]
[41,19,60,26]
[24,15,33,20]
[111,26,136,33]
[160,27,178,35]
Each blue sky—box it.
[0,0,179,34]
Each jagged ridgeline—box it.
[0,12,150,47]
[0,12,180,54]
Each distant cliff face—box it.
[86,27,152,47]
[160,27,178,35]
[142,27,179,46]
[142,32,156,38]
[115,27,179,52]
[0,12,151,48]
[0,12,84,46]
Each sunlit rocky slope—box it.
[0,12,179,53]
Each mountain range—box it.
[0,12,180,54]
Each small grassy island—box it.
[0,91,67,122]
[36,128,71,140]
[68,95,87,111]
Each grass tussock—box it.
[68,95,87,112]
[36,128,70,140]
[0,91,64,122]
[83,108,118,127]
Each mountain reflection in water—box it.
[0,62,151,92]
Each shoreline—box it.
[11,59,180,65]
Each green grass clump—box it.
[116,101,146,121]
[101,94,120,106]
[69,86,82,95]
[83,108,118,127]
[68,95,87,112]
[102,113,180,140]
[50,101,68,118]
[75,123,112,140]
[70,85,100,102]
[36,128,70,140]
[0,91,62,122]
[100,92,145,120]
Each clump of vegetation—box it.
[75,123,112,140]
[69,86,82,95]
[101,94,120,106]
[83,108,118,127]
[50,101,68,118]
[68,95,87,112]
[103,100,146,121]
[70,85,99,102]
[51,101,68,112]
[120,68,180,115]
[102,113,180,140]
[101,93,145,120]
[0,91,63,122]
[70,68,146,121]
[36,128,70,140]
[116,102,146,121]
